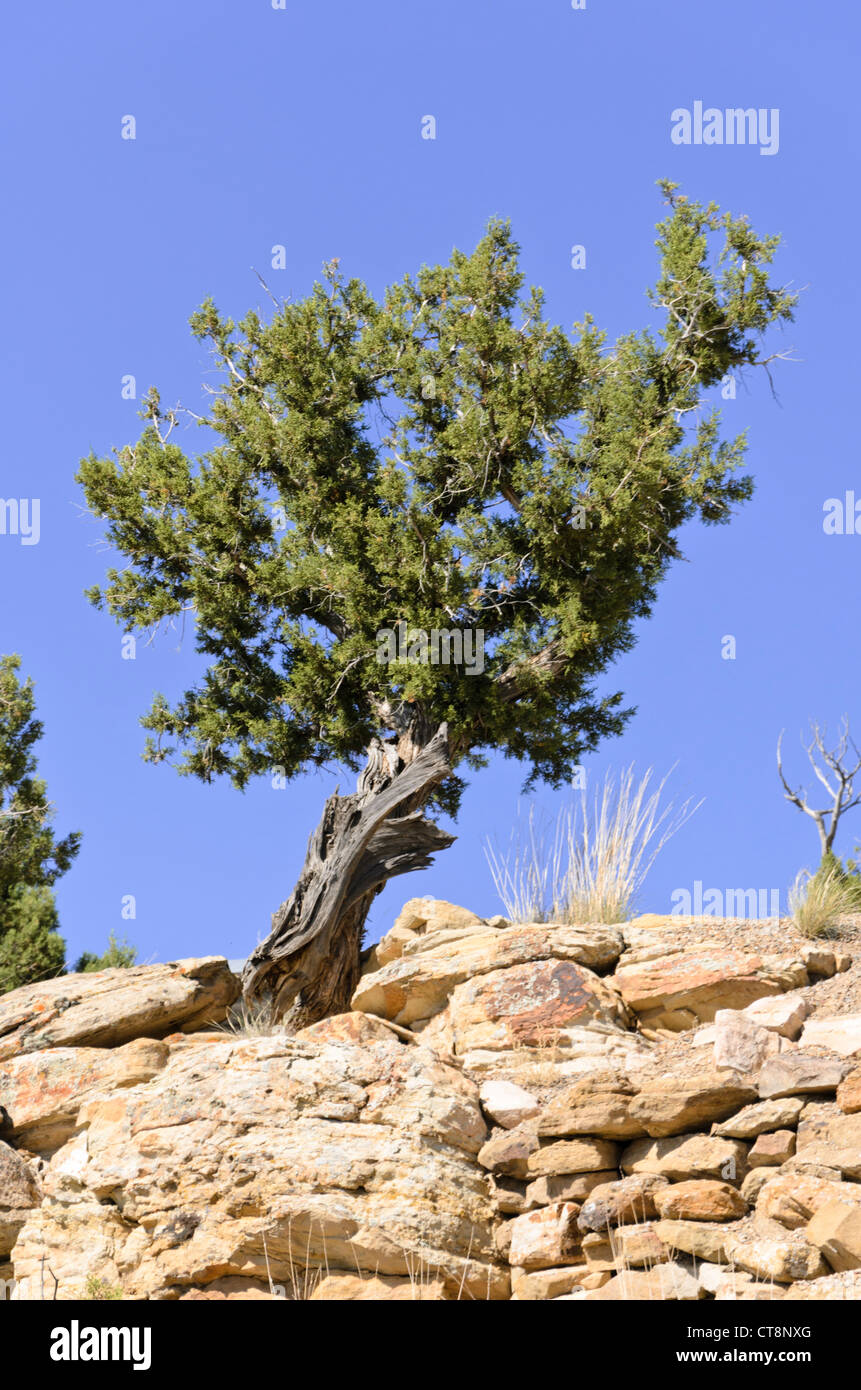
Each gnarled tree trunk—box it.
[241,722,454,1030]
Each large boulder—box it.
[352,924,624,1028]
[796,1108,861,1179]
[0,1040,168,1154]
[0,959,239,1061]
[621,1133,748,1183]
[441,959,630,1058]
[10,1026,507,1300]
[799,1016,861,1058]
[611,948,805,1031]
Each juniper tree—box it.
[0,656,81,993]
[77,183,796,1026]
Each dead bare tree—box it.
[776,717,861,858]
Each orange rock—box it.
[611,948,782,1031]
[837,1066,861,1115]
[653,1179,747,1222]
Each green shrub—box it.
[72,930,137,974]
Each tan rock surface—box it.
[511,1264,604,1299]
[440,958,631,1054]
[621,1132,748,1182]
[0,1039,169,1154]
[712,1096,804,1139]
[370,899,486,968]
[587,1260,702,1300]
[796,1109,861,1178]
[653,1179,747,1222]
[11,1030,507,1300]
[758,1054,850,1099]
[526,1171,616,1209]
[507,1202,582,1270]
[800,1015,861,1058]
[0,1141,41,1258]
[725,1230,827,1284]
[582,1222,667,1270]
[526,1137,620,1178]
[755,1173,861,1230]
[806,1200,861,1271]
[748,1129,796,1167]
[611,948,789,1031]
[537,1076,644,1140]
[653,1219,734,1263]
[0,959,239,1062]
[627,1070,757,1138]
[837,1067,861,1114]
[782,1270,861,1300]
[352,925,624,1027]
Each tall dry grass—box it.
[485,765,699,925]
[788,864,858,938]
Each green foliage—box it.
[72,930,138,974]
[77,185,795,810]
[0,656,81,994]
[813,851,861,911]
[84,1274,123,1301]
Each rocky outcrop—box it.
[9,1022,506,1300]
[0,958,239,1061]
[2,900,860,1301]
[0,1040,169,1154]
[610,947,807,1032]
[352,923,625,1027]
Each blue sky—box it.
[1,0,859,967]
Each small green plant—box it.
[73,930,138,973]
[836,847,861,909]
[788,862,859,938]
[84,1274,123,1301]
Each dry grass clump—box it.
[788,864,859,938]
[486,766,699,925]
[216,997,282,1037]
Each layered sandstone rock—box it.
[0,958,239,1061]
[2,898,860,1302]
[0,1039,169,1153]
[610,948,806,1031]
[10,1029,507,1300]
[352,923,625,1027]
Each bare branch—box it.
[777,718,861,856]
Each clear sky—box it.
[1,0,859,967]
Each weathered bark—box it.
[241,722,454,1029]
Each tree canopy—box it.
[77,184,795,812]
